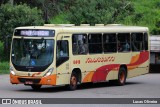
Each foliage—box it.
[122,0,160,34]
[0,3,44,39]
[2,0,160,35]
[0,0,9,5]
[0,62,9,74]
[49,13,70,24]
[48,0,160,35]
[0,3,44,60]
[65,0,134,25]
[0,41,4,61]
[13,0,63,21]
[152,18,160,35]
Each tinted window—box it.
[56,40,69,66]
[103,33,117,52]
[131,33,143,51]
[117,33,130,52]
[72,34,88,55]
[11,39,54,72]
[88,34,102,54]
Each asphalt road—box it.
[0,74,160,107]
[1,74,160,98]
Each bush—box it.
[152,27,160,35]
[0,3,44,61]
[49,13,70,24]
[0,3,44,38]
[0,41,4,61]
[66,0,134,25]
[0,62,9,74]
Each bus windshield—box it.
[11,39,54,71]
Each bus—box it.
[10,24,150,90]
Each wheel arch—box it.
[71,68,82,84]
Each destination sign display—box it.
[14,29,55,37]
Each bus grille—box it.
[18,78,41,84]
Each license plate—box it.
[25,81,33,85]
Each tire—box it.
[109,67,127,86]
[68,73,78,91]
[31,85,42,90]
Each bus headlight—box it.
[10,66,15,75]
[44,68,54,77]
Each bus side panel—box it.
[82,53,132,83]
[55,58,71,86]
[102,54,116,81]
[127,51,149,78]
[81,51,149,83]
[127,60,149,78]
[112,53,132,80]
[72,54,103,83]
[56,74,71,85]
[106,69,118,81]
[56,59,71,85]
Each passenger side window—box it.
[88,34,102,54]
[131,33,143,51]
[72,34,87,55]
[117,33,130,52]
[103,33,117,52]
[56,40,69,66]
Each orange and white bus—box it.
[10,24,150,90]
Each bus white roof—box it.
[15,24,149,33]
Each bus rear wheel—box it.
[31,85,41,90]
[109,67,127,86]
[118,67,127,85]
[68,73,78,91]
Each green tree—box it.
[13,0,62,23]
[152,19,160,34]
[0,3,44,60]
[0,0,9,5]
[66,0,134,25]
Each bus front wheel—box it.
[68,73,78,91]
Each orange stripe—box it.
[10,74,20,84]
[82,71,94,83]
[127,65,138,70]
[40,74,56,85]
[130,54,140,64]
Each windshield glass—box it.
[11,39,54,71]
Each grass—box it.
[0,62,9,74]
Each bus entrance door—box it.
[56,34,71,85]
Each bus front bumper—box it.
[10,74,57,85]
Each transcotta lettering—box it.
[86,56,115,63]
